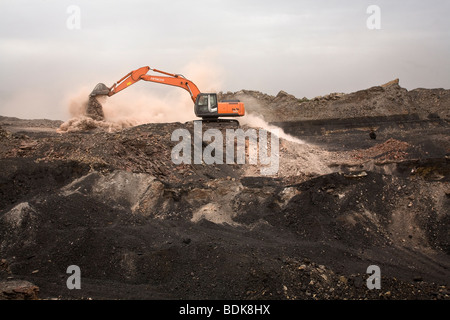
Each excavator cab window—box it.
[197,95,208,107]
[209,94,217,112]
[196,93,217,115]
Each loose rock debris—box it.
[351,138,411,162]
[85,96,105,121]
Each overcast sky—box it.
[1,0,449,120]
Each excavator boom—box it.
[89,66,245,120]
[91,66,201,103]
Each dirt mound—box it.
[351,138,411,162]
[408,88,450,120]
[0,116,63,134]
[219,80,450,122]
[0,280,39,300]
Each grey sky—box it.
[0,0,449,120]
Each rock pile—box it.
[351,138,411,162]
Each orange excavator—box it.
[89,66,245,121]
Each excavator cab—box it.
[194,93,245,120]
[194,93,218,118]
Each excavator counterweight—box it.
[89,66,245,121]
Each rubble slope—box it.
[0,80,449,300]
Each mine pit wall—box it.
[271,114,450,154]
[271,114,448,139]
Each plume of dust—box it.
[66,86,90,118]
[182,58,224,93]
[100,90,195,125]
[240,112,333,177]
[101,59,224,125]
[59,58,225,132]
[240,113,305,145]
[58,87,132,133]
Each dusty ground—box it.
[0,80,449,300]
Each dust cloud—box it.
[240,113,305,144]
[58,58,305,145]
[102,59,225,125]
[238,112,331,177]
[59,59,225,132]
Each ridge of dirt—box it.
[219,80,450,122]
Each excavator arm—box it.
[91,66,201,103]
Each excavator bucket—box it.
[90,83,110,97]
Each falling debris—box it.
[85,96,105,121]
[58,95,113,132]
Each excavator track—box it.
[185,118,240,129]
